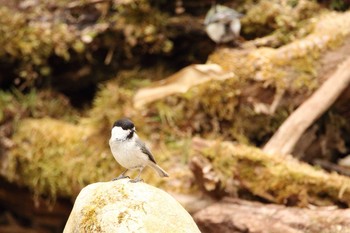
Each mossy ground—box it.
[1,1,350,205]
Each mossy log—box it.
[133,10,350,147]
[1,118,104,198]
[191,137,350,207]
[1,117,186,199]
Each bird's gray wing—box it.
[136,138,157,164]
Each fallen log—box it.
[194,198,350,233]
[133,64,234,109]
[191,137,350,207]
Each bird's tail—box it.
[149,163,169,177]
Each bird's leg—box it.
[129,167,144,183]
[112,169,129,181]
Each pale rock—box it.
[64,179,200,233]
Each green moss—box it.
[241,0,322,44]
[0,88,78,126]
[4,8,350,202]
[6,118,113,198]
[0,0,174,88]
[5,102,184,200]
[113,0,172,54]
[2,69,195,199]
[0,5,79,85]
[135,10,350,146]
[143,72,291,145]
[84,67,173,137]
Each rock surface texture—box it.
[63,180,200,233]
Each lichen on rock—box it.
[63,180,200,233]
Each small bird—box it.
[204,4,243,44]
[109,118,169,182]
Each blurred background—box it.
[1,0,350,232]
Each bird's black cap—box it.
[113,118,134,130]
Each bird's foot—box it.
[112,175,130,181]
[129,178,143,183]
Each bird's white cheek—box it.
[111,127,129,141]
